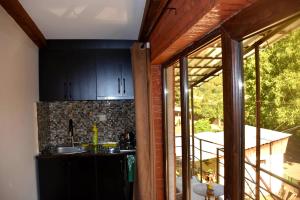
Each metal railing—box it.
[175,135,300,200]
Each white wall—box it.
[0,5,39,200]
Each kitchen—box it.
[0,1,143,200]
[0,1,299,200]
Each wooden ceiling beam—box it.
[138,0,170,42]
[0,0,46,47]
[149,0,256,65]
[150,0,300,66]
[189,56,222,60]
[174,66,221,69]
[222,0,300,40]
[191,68,222,87]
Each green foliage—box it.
[244,28,300,132]
[194,119,212,132]
[174,27,300,134]
[193,76,223,121]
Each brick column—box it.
[150,64,165,200]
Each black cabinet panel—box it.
[45,40,134,50]
[39,51,68,101]
[96,50,122,99]
[97,155,127,200]
[120,50,134,99]
[37,157,69,200]
[37,155,128,200]
[40,50,97,101]
[39,42,134,101]
[96,49,134,100]
[67,51,97,100]
[69,156,97,200]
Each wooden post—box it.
[163,65,177,200]
[191,87,195,176]
[180,56,191,200]
[222,29,245,200]
[255,46,261,200]
[217,148,220,184]
[200,139,203,183]
[131,43,155,200]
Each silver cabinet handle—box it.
[123,78,125,94]
[118,78,120,94]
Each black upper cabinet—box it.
[39,40,134,101]
[40,50,68,101]
[40,50,97,101]
[96,50,122,99]
[96,49,134,100]
[120,50,134,99]
[67,51,97,100]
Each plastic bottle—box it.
[92,124,98,146]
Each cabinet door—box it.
[39,50,68,101]
[97,155,126,200]
[120,50,134,99]
[96,50,122,99]
[69,156,97,200]
[37,157,70,200]
[67,51,97,100]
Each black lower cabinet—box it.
[69,156,97,200]
[37,157,69,200]
[97,155,128,200]
[37,155,128,200]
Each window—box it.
[243,17,300,200]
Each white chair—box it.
[176,176,206,200]
[193,183,207,197]
[193,183,224,200]
[213,184,224,197]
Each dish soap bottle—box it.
[92,123,98,146]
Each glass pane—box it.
[243,52,258,199]
[164,62,183,198]
[164,36,224,200]
[243,18,300,199]
[260,25,300,197]
[188,37,224,197]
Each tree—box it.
[173,27,300,134]
[244,28,300,133]
[192,75,223,129]
[173,75,224,132]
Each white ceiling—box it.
[19,0,146,40]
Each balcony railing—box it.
[175,135,300,200]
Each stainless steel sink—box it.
[120,149,136,153]
[57,146,87,154]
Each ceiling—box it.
[19,0,146,40]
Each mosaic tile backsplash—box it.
[37,100,135,151]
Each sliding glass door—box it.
[242,17,300,200]
[163,36,225,200]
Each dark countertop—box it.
[36,148,136,159]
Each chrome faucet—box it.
[68,119,74,147]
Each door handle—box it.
[123,78,125,94]
[118,78,121,94]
